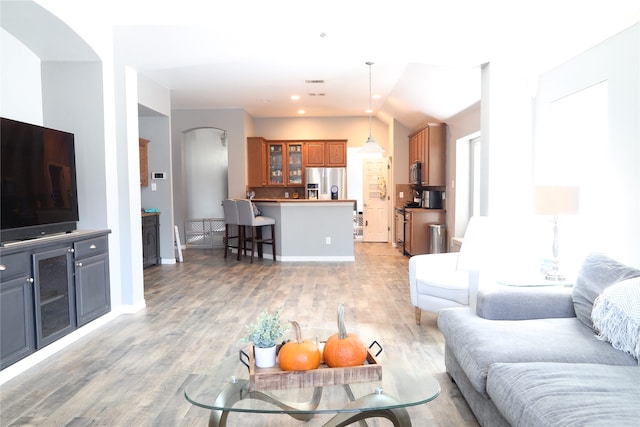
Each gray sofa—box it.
[437,253,640,426]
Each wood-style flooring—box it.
[0,242,479,426]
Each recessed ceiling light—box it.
[298,109,306,114]
[365,108,373,114]
[372,94,381,99]
[291,95,300,100]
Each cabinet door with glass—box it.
[287,143,303,186]
[267,142,285,186]
[32,246,75,348]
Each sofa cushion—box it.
[572,253,640,331]
[487,362,640,427]
[437,307,637,395]
[592,276,640,360]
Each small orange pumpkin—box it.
[323,304,367,368]
[278,321,321,371]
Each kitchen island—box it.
[252,199,356,261]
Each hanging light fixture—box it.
[360,61,384,154]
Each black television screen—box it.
[1,117,79,243]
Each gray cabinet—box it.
[0,230,110,370]
[74,236,110,326]
[33,246,76,348]
[142,213,160,268]
[0,252,35,370]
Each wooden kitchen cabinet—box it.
[409,124,446,186]
[266,141,304,186]
[287,143,304,186]
[267,142,286,185]
[247,137,267,187]
[404,208,446,256]
[247,138,347,188]
[305,142,325,167]
[325,140,347,167]
[305,140,347,167]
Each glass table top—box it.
[185,349,441,416]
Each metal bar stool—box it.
[236,199,276,263]
[222,199,242,260]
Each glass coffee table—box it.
[185,349,440,426]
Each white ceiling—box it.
[3,1,640,129]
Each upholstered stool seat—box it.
[222,199,241,260]
[236,199,276,263]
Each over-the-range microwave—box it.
[410,161,422,185]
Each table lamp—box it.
[534,186,580,281]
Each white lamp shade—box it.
[360,136,384,154]
[534,186,580,216]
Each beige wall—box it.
[252,116,389,151]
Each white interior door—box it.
[362,158,389,242]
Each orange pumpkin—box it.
[278,321,321,371]
[323,303,367,367]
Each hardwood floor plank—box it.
[0,242,478,426]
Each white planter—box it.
[254,345,277,368]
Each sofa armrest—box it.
[476,286,576,320]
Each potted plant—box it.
[243,309,289,368]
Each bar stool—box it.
[222,199,242,260]
[236,199,276,263]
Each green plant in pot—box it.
[243,310,289,368]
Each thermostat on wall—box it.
[152,172,166,180]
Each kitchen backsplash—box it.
[247,187,305,199]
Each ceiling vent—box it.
[305,79,325,84]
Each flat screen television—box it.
[1,117,79,244]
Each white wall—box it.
[534,23,640,266]
[0,29,42,123]
[446,102,481,237]
[138,74,174,263]
[139,116,174,262]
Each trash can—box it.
[429,224,446,254]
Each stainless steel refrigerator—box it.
[305,167,347,200]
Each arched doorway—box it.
[183,127,228,247]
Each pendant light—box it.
[360,61,384,154]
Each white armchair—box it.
[409,216,494,324]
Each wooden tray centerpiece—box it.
[240,341,382,391]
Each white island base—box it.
[253,200,355,262]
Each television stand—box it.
[0,229,111,370]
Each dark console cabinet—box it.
[0,252,35,369]
[33,246,76,348]
[142,213,160,268]
[74,235,110,326]
[0,230,111,370]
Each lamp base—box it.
[545,271,566,281]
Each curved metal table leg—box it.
[208,379,323,427]
[322,389,412,427]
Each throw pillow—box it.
[592,277,640,360]
[572,253,640,331]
